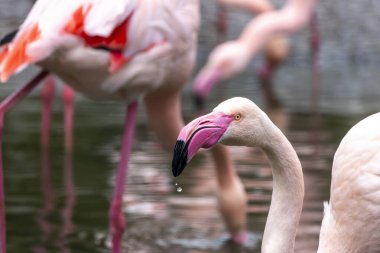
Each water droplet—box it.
[174,182,182,193]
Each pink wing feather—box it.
[0,0,139,82]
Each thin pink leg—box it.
[309,11,321,152]
[257,63,273,83]
[0,113,5,253]
[0,70,49,253]
[310,10,320,66]
[109,101,138,253]
[310,10,321,108]
[55,85,75,253]
[62,86,74,152]
[33,77,56,253]
[34,134,56,253]
[216,3,228,41]
[41,77,55,148]
[57,150,75,253]
[60,85,76,238]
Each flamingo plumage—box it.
[194,0,317,103]
[172,97,304,253]
[215,0,289,82]
[317,113,380,252]
[172,97,380,253]
[0,1,200,253]
[0,0,249,252]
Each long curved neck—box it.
[260,121,304,253]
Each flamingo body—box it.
[318,113,380,253]
[0,1,200,253]
[0,0,199,101]
[194,0,317,101]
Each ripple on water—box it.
[157,232,260,251]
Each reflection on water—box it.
[1,76,375,253]
[1,1,380,253]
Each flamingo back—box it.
[318,113,380,253]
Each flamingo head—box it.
[172,97,266,177]
[193,41,251,108]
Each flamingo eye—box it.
[234,113,241,121]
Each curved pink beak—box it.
[193,68,223,109]
[172,111,233,177]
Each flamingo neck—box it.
[260,121,304,253]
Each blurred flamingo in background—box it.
[172,97,380,253]
[194,0,318,104]
[216,0,320,64]
[0,0,250,252]
[215,0,289,83]
[215,0,273,38]
[0,1,201,253]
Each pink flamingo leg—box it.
[309,10,321,108]
[310,10,320,64]
[61,85,76,237]
[257,62,273,83]
[109,101,138,253]
[58,150,76,253]
[0,115,5,253]
[41,77,55,148]
[0,70,49,253]
[56,85,76,253]
[216,3,228,41]
[33,134,55,253]
[33,76,56,253]
[62,86,74,152]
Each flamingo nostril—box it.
[199,120,211,125]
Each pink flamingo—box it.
[172,97,303,253]
[172,97,380,253]
[195,0,317,103]
[0,0,248,251]
[0,1,199,253]
[215,0,290,82]
[317,113,380,252]
[215,0,273,37]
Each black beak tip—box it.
[172,140,188,177]
[172,166,184,177]
[172,157,187,177]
